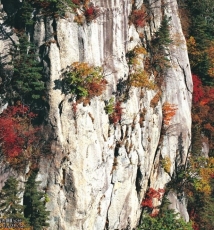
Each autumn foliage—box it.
[141,188,164,209]
[109,101,123,125]
[64,62,107,101]
[84,4,100,22]
[192,74,204,104]
[72,0,81,5]
[130,7,147,28]
[0,105,38,159]
[162,102,177,125]
[192,73,214,151]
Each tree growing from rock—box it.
[23,171,49,230]
[0,177,26,221]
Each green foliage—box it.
[19,0,34,26]
[198,190,214,230]
[45,0,77,17]
[24,171,50,230]
[30,0,77,18]
[154,16,172,48]
[185,0,214,85]
[145,15,172,77]
[12,33,45,104]
[104,97,115,115]
[186,0,214,47]
[139,197,193,230]
[64,62,107,100]
[0,177,27,221]
[139,209,193,230]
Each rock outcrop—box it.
[0,0,192,229]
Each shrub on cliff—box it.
[139,209,193,230]
[105,98,123,125]
[140,195,193,230]
[0,104,40,168]
[64,62,107,101]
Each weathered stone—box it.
[0,0,192,229]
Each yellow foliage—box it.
[207,42,214,78]
[194,179,211,195]
[161,156,171,173]
[191,157,214,195]
[186,36,204,68]
[127,45,147,67]
[129,70,155,90]
[134,46,147,55]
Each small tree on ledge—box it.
[0,177,27,222]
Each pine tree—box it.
[154,16,172,49]
[0,177,26,221]
[13,33,45,104]
[23,171,49,230]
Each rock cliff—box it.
[0,0,192,229]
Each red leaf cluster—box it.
[87,79,107,98]
[131,9,147,28]
[109,102,123,125]
[192,74,204,104]
[84,5,100,22]
[141,188,164,209]
[0,105,38,158]
[189,209,200,230]
[72,0,81,5]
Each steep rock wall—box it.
[0,0,192,229]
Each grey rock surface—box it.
[0,0,192,229]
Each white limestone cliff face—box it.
[0,0,192,229]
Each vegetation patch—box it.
[64,62,107,101]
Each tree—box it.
[23,171,49,230]
[0,177,26,221]
[63,62,107,101]
[154,15,172,48]
[12,33,45,105]
[149,15,172,74]
[139,196,193,230]
[0,104,40,169]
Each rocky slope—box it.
[0,0,192,229]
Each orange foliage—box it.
[150,91,162,108]
[162,102,177,125]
